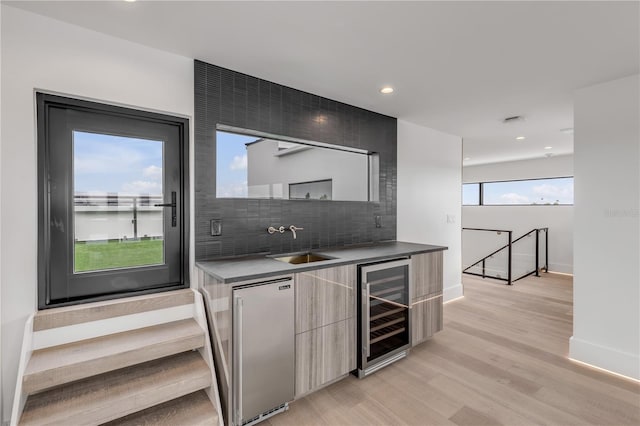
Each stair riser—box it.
[21,375,213,426]
[23,333,204,395]
[19,352,212,426]
[81,376,213,426]
[33,290,194,331]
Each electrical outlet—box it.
[375,215,382,228]
[210,219,222,236]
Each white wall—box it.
[462,155,574,274]
[0,6,194,420]
[397,120,463,301]
[571,74,639,380]
[247,139,369,201]
[464,154,573,182]
[75,209,163,241]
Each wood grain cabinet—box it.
[411,251,443,299]
[410,252,444,347]
[294,265,356,397]
[295,318,356,397]
[411,296,443,345]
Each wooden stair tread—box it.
[105,390,219,426]
[33,289,194,331]
[19,351,212,426]
[24,318,205,395]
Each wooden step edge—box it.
[23,319,205,395]
[19,351,212,426]
[34,289,194,331]
[104,390,219,426]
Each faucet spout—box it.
[289,225,304,239]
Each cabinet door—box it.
[295,265,356,334]
[411,252,443,299]
[411,295,443,346]
[295,318,356,398]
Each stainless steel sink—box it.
[272,252,334,264]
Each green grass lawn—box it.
[74,239,164,272]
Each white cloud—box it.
[229,154,248,171]
[500,193,530,204]
[121,180,162,195]
[532,183,573,202]
[142,165,162,181]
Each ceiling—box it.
[7,1,639,165]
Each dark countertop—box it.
[196,241,447,284]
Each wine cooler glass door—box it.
[361,258,411,368]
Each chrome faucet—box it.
[289,225,304,239]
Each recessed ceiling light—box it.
[544,146,553,150]
[463,157,471,161]
[380,87,394,94]
[515,136,526,140]
[124,0,137,2]
[560,127,574,135]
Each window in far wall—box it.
[484,177,573,205]
[462,177,574,206]
[462,183,480,205]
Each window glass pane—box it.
[483,177,574,205]
[73,131,164,272]
[462,183,480,205]
[289,179,332,200]
[216,131,255,198]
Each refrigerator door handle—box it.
[234,295,243,425]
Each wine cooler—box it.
[357,258,411,378]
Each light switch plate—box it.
[375,215,382,228]
[210,219,222,236]
[446,214,456,224]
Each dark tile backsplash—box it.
[194,60,397,260]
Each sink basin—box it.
[272,252,334,264]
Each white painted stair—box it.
[11,289,223,426]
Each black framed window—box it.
[462,183,480,205]
[462,177,574,206]
[37,93,189,309]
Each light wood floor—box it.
[267,273,640,426]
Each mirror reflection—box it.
[216,129,378,202]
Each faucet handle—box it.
[268,226,286,234]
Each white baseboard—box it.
[443,284,463,302]
[548,263,573,275]
[569,336,640,380]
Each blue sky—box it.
[74,131,163,195]
[464,177,574,205]
[216,131,257,197]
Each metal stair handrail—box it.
[462,227,549,285]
